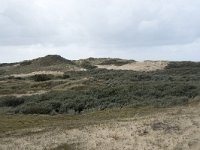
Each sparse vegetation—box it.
[99,58,135,66]
[50,143,77,150]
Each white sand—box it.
[96,61,169,72]
[10,71,64,78]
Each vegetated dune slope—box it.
[0,55,82,76]
[0,56,169,77]
[96,61,169,71]
[1,101,200,150]
[0,56,200,149]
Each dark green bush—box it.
[80,61,97,69]
[18,103,52,114]
[0,96,25,107]
[63,73,70,79]
[100,59,135,66]
[20,61,32,66]
[0,69,5,75]
[31,74,53,82]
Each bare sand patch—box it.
[96,61,169,72]
[10,71,64,78]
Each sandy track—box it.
[96,61,169,72]
[9,71,64,78]
[1,103,200,150]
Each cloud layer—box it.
[0,0,200,62]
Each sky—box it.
[0,0,200,63]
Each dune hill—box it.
[0,55,199,115]
[0,55,200,150]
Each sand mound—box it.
[96,61,169,71]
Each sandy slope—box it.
[1,103,200,150]
[96,61,169,71]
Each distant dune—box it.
[96,61,169,71]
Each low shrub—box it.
[100,59,135,66]
[0,96,25,107]
[80,61,97,69]
[31,74,54,82]
[20,61,32,66]
[0,69,5,75]
[18,103,52,114]
[63,73,70,79]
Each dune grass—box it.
[0,106,164,135]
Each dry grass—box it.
[1,103,200,149]
[0,106,160,134]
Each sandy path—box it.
[9,71,64,78]
[96,61,169,71]
[1,103,200,150]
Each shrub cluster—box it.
[100,59,135,66]
[31,74,54,82]
[0,96,25,107]
[0,61,200,114]
[79,61,97,69]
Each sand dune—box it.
[96,61,169,72]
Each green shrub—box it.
[0,97,25,107]
[0,69,5,75]
[31,74,53,82]
[63,73,70,79]
[100,59,135,66]
[18,103,52,114]
[50,101,61,112]
[80,61,97,69]
[20,61,32,66]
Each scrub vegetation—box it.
[0,55,200,150]
[0,56,199,115]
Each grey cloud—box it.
[0,0,200,62]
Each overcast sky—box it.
[0,0,200,63]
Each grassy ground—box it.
[1,102,200,150]
[0,106,162,135]
[0,106,166,150]
[49,143,80,150]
